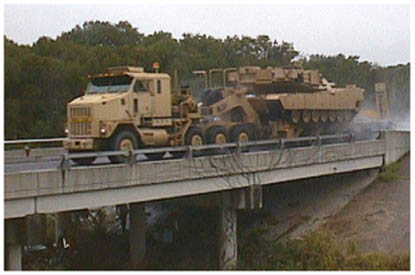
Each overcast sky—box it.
[4,3,410,66]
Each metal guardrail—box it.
[4,137,68,145]
[61,133,355,166]
[4,133,358,168]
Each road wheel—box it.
[109,129,138,163]
[207,127,228,145]
[344,110,353,121]
[302,110,311,123]
[328,111,336,122]
[291,110,301,124]
[320,110,328,122]
[336,111,345,122]
[311,110,320,123]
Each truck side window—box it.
[157,80,162,94]
[134,80,148,92]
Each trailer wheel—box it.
[207,127,228,145]
[231,125,253,143]
[109,129,138,163]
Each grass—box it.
[238,226,409,270]
[379,162,401,182]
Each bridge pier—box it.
[218,204,237,270]
[55,211,73,244]
[5,219,24,270]
[217,186,262,270]
[129,203,146,269]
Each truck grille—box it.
[69,106,92,136]
[70,121,92,136]
[70,106,91,118]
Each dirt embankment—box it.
[323,153,410,255]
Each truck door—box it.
[133,79,152,123]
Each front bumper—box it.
[63,138,95,151]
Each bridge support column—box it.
[129,203,146,269]
[55,211,73,244]
[218,204,237,270]
[5,219,24,270]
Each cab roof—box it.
[89,66,170,80]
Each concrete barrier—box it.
[383,130,410,165]
[5,147,65,163]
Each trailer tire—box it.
[207,126,228,145]
[231,125,254,143]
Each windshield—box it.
[86,75,133,94]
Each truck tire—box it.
[185,127,204,157]
[207,126,228,145]
[185,127,204,146]
[109,129,138,164]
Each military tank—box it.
[194,64,365,142]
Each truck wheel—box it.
[207,127,228,145]
[109,129,138,163]
[185,127,204,157]
[185,127,204,146]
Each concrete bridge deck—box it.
[5,130,409,219]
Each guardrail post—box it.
[128,150,136,165]
[348,133,355,143]
[316,135,322,148]
[60,152,71,171]
[186,146,193,160]
[24,145,31,157]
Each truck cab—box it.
[64,66,201,164]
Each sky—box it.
[3,3,411,66]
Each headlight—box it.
[100,128,107,134]
[65,128,69,134]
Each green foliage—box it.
[4,20,410,139]
[379,162,401,182]
[238,227,409,270]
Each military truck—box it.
[64,64,365,165]
[64,65,203,164]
